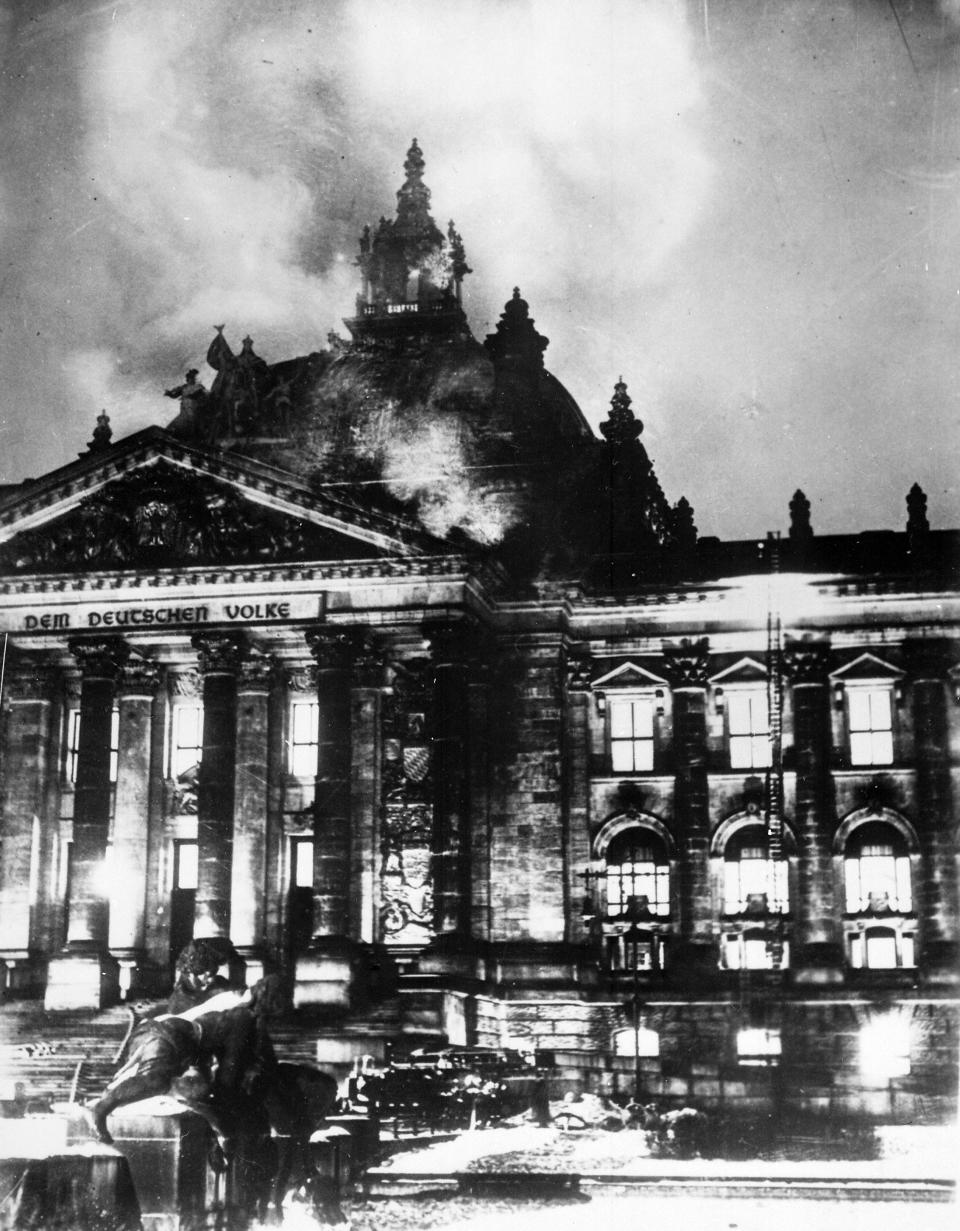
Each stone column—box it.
[905,640,959,983]
[0,659,56,995]
[230,652,275,982]
[350,636,384,945]
[425,621,471,936]
[46,638,128,1009]
[468,659,493,941]
[108,658,160,997]
[563,653,593,945]
[192,633,243,941]
[785,639,842,982]
[664,638,714,973]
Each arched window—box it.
[844,821,912,914]
[605,830,670,920]
[850,925,915,970]
[722,824,789,915]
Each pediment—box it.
[829,652,903,682]
[0,429,432,575]
[591,660,669,690]
[709,656,767,686]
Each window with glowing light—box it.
[722,826,789,915]
[608,697,655,773]
[722,930,789,970]
[847,687,894,766]
[859,1014,911,1081]
[289,701,320,777]
[844,822,912,914]
[66,708,120,783]
[613,1026,660,1058]
[604,830,670,919]
[726,690,771,770]
[849,926,915,970]
[170,704,203,780]
[736,1027,782,1066]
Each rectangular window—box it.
[609,697,655,773]
[171,703,203,779]
[289,701,320,777]
[737,1027,782,1066]
[723,852,789,914]
[723,933,789,970]
[727,691,771,769]
[293,838,314,888]
[849,928,915,970]
[844,848,912,913]
[848,688,893,766]
[175,841,199,890]
[66,708,120,783]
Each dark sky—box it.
[1,0,958,541]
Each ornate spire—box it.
[789,488,812,541]
[599,378,642,446]
[483,287,548,369]
[85,411,112,455]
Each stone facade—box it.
[0,142,957,1122]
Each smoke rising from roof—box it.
[0,1,958,539]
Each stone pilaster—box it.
[230,651,276,982]
[108,658,160,997]
[563,652,593,944]
[192,633,243,941]
[468,660,492,941]
[424,620,471,936]
[784,638,842,982]
[46,638,128,1009]
[905,640,959,983]
[663,638,714,973]
[0,660,57,995]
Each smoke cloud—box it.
[0,1,958,540]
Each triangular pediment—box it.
[0,429,439,575]
[709,656,768,685]
[591,660,669,690]
[829,652,903,682]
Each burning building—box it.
[0,142,957,1122]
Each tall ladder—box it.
[764,531,785,970]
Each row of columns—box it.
[0,619,477,1007]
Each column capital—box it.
[192,632,245,676]
[306,626,383,686]
[662,637,710,688]
[784,637,830,684]
[3,658,59,702]
[237,650,279,692]
[118,657,161,698]
[68,636,130,682]
[563,650,593,693]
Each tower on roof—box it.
[346,139,471,341]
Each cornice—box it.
[0,554,472,597]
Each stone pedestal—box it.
[44,949,120,1011]
[67,1098,211,1231]
[294,936,363,1008]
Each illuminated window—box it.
[289,701,320,777]
[850,926,915,971]
[723,827,788,915]
[171,704,203,779]
[606,930,666,973]
[613,1027,660,1057]
[737,1027,781,1066]
[847,688,893,766]
[722,930,789,970]
[859,1014,910,1081]
[293,838,314,889]
[609,697,655,773]
[605,831,670,919]
[844,823,912,914]
[66,708,120,783]
[174,841,198,890]
[727,690,771,770]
